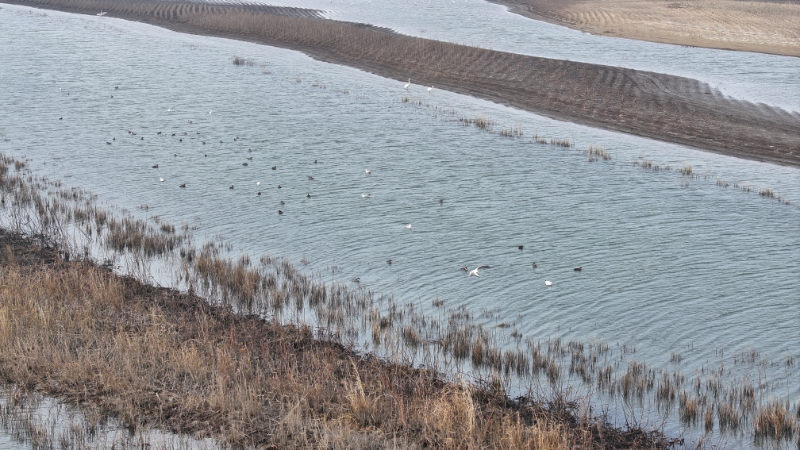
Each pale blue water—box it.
[0,4,798,448]
[253,0,800,111]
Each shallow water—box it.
[242,0,800,111]
[0,4,798,448]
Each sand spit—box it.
[491,0,800,58]
[5,0,800,167]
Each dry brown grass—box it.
[5,0,800,167]
[0,232,667,449]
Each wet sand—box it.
[491,0,800,58]
[5,0,800,167]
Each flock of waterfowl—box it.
[73,83,581,288]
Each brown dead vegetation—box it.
[5,0,800,167]
[0,230,670,449]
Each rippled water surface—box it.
[252,0,800,111]
[1,4,798,448]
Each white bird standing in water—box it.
[404,79,411,90]
[468,266,492,277]
[427,86,434,93]
[365,168,371,174]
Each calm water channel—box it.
[0,3,798,448]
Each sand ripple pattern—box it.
[7,0,800,166]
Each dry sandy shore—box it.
[493,0,800,57]
[5,0,800,167]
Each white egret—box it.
[404,78,411,90]
[427,86,434,93]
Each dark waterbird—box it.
[351,278,360,283]
[229,185,234,190]
[532,262,537,268]
[272,166,277,170]
[278,210,284,215]
[179,184,186,188]
[518,245,524,250]
[306,193,311,198]
[574,266,582,271]
[152,164,158,169]
[386,259,392,264]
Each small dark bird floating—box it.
[59,117,62,120]
[518,245,524,250]
[204,153,207,157]
[278,210,284,215]
[532,262,537,268]
[229,185,234,190]
[110,95,113,98]
[248,148,252,152]
[351,278,360,283]
[574,266,582,271]
[271,166,277,170]
[179,183,186,188]
[306,193,311,198]
[314,160,317,164]
[106,142,111,145]
[112,137,115,140]
[307,176,314,180]
[278,185,282,189]
[152,164,158,169]
[439,199,444,204]
[202,142,206,145]
[172,133,176,136]
[115,86,118,90]
[157,131,162,135]
[280,201,285,205]
[247,156,252,160]
[242,162,248,166]
[257,192,261,196]
[179,138,183,142]
[386,259,392,264]
[140,137,144,140]
[460,266,468,272]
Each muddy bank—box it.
[4,0,800,167]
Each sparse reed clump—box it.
[585,144,611,161]
[0,230,672,449]
[754,402,796,442]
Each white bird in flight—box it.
[361,194,371,198]
[404,79,411,90]
[468,265,492,277]
[97,11,106,16]
[159,177,164,182]
[545,280,552,286]
[365,168,371,174]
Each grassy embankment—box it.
[0,154,676,448]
